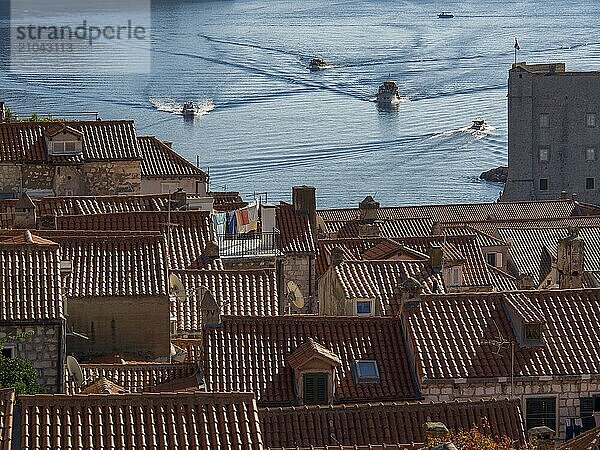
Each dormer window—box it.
[44,124,84,156]
[355,299,374,316]
[524,324,542,345]
[303,372,328,405]
[353,360,380,384]
[443,265,463,287]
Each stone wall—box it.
[283,254,315,312]
[0,323,63,393]
[21,164,54,191]
[141,177,206,195]
[318,267,356,316]
[422,377,600,440]
[66,295,170,361]
[0,164,21,195]
[53,165,85,196]
[81,160,141,195]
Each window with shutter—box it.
[526,397,556,431]
[303,372,328,405]
[580,396,600,431]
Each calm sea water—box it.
[1,0,600,207]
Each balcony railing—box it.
[216,229,280,257]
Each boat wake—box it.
[150,97,215,116]
[429,124,495,139]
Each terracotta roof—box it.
[318,199,585,223]
[332,260,445,314]
[171,269,280,335]
[260,398,525,449]
[19,391,263,449]
[203,315,420,405]
[444,216,600,237]
[406,289,600,380]
[65,362,198,394]
[557,425,600,450]
[326,218,434,239]
[36,194,171,217]
[0,120,140,162]
[0,230,169,299]
[316,238,387,278]
[171,338,202,363]
[56,211,221,270]
[0,389,14,450]
[287,338,342,369]
[487,265,518,291]
[209,191,244,206]
[276,202,316,254]
[269,446,419,450]
[80,377,127,394]
[0,234,63,322]
[138,136,207,178]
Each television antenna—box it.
[481,319,515,396]
[66,355,84,386]
[286,281,304,313]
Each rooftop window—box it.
[539,178,548,191]
[355,299,373,316]
[353,360,380,384]
[303,372,328,405]
[524,323,542,345]
[586,177,595,190]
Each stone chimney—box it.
[162,140,173,148]
[358,223,380,237]
[201,290,221,328]
[13,192,37,229]
[330,246,344,267]
[358,196,379,224]
[516,273,535,290]
[396,277,422,315]
[428,244,443,274]
[292,185,317,235]
[571,192,578,202]
[431,221,442,235]
[527,426,555,450]
[557,227,584,289]
[560,191,568,200]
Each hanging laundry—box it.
[214,212,227,237]
[227,211,237,236]
[247,200,259,232]
[235,207,251,233]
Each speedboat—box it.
[182,101,199,117]
[438,12,454,18]
[376,80,401,106]
[471,118,487,131]
[308,58,328,71]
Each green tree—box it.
[0,355,41,395]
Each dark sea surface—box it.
[1,0,599,207]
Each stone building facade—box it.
[502,62,600,204]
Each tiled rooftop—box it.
[56,210,221,270]
[0,120,139,162]
[0,388,14,450]
[557,425,600,450]
[0,232,63,322]
[276,202,316,254]
[65,362,198,394]
[171,268,280,334]
[318,199,590,223]
[138,136,207,179]
[406,289,600,380]
[19,391,263,449]
[326,217,434,238]
[203,315,419,405]
[260,398,525,448]
[36,194,171,217]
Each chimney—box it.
[571,192,578,202]
[358,223,380,237]
[162,140,173,148]
[397,277,422,315]
[516,273,535,290]
[201,290,222,328]
[527,426,555,450]
[431,221,442,235]
[13,192,37,229]
[330,246,344,267]
[292,185,317,236]
[358,196,379,224]
[429,244,443,274]
[560,191,568,200]
[202,240,220,259]
[171,189,187,209]
[557,227,584,289]
[423,421,450,445]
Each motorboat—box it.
[438,12,454,18]
[376,80,401,106]
[308,58,328,71]
[470,118,487,131]
[182,101,200,117]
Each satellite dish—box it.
[286,280,305,310]
[170,344,188,363]
[66,355,84,386]
[316,215,327,233]
[169,273,186,302]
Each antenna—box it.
[286,281,305,313]
[66,355,84,386]
[481,319,515,397]
[169,273,186,303]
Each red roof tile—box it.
[557,425,600,450]
[0,120,139,162]
[326,218,434,239]
[260,398,525,448]
[407,289,600,380]
[19,391,263,449]
[36,193,171,217]
[0,388,14,450]
[138,136,207,178]
[171,269,279,334]
[276,202,316,254]
[0,234,63,321]
[65,362,198,394]
[203,315,419,405]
